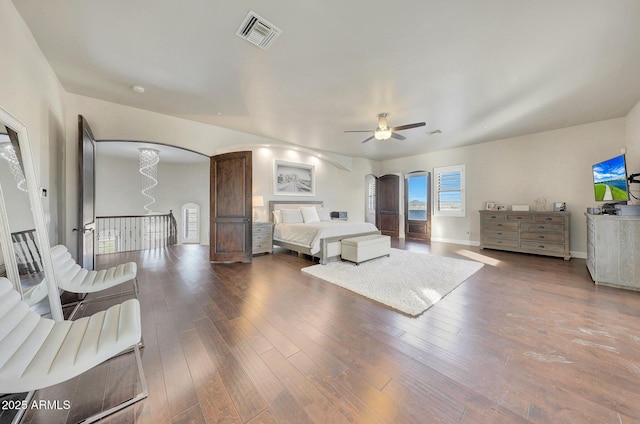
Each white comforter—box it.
[274,221,379,254]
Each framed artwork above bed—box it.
[274,160,315,196]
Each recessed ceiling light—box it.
[217,112,223,116]
[132,85,145,94]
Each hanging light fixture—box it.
[0,143,28,192]
[139,148,159,214]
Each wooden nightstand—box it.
[252,222,273,255]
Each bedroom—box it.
[2,0,640,423]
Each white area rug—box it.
[301,248,484,316]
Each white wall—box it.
[95,154,210,244]
[625,99,640,204]
[0,0,66,244]
[381,118,626,256]
[252,147,378,222]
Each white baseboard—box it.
[570,250,587,259]
[431,237,480,247]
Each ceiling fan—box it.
[345,113,426,143]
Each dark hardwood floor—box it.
[20,241,640,423]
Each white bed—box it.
[269,201,380,264]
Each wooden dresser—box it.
[252,222,274,255]
[479,210,570,260]
[586,213,640,290]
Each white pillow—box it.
[281,208,304,223]
[301,206,320,223]
[317,208,331,221]
[272,210,282,224]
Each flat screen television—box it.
[592,154,629,202]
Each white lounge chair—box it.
[0,277,147,423]
[49,244,138,318]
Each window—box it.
[367,180,376,212]
[182,203,200,243]
[433,165,465,217]
[406,172,429,221]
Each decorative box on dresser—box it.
[252,222,274,255]
[479,210,571,260]
[585,213,640,290]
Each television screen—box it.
[592,154,629,201]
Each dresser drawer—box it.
[484,229,519,239]
[520,240,565,253]
[520,232,565,242]
[251,234,273,246]
[253,226,272,236]
[253,242,271,253]
[483,222,519,231]
[507,214,534,222]
[483,238,519,249]
[520,223,564,233]
[483,213,507,222]
[535,214,565,223]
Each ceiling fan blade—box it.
[345,130,374,133]
[361,135,375,144]
[390,122,426,132]
[390,132,406,140]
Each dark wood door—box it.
[376,174,399,238]
[210,151,252,263]
[405,172,431,241]
[78,115,96,270]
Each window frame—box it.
[405,171,430,222]
[367,179,376,213]
[433,164,465,217]
[181,203,200,244]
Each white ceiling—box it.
[12,0,640,161]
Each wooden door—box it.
[376,174,399,237]
[78,115,96,270]
[405,172,431,241]
[210,151,252,263]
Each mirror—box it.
[0,106,62,320]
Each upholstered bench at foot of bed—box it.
[341,234,391,265]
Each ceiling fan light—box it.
[374,129,392,140]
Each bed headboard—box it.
[269,200,324,222]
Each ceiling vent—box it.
[236,11,282,50]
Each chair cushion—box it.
[0,278,141,393]
[50,244,137,293]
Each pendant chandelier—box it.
[139,148,159,214]
[0,143,28,192]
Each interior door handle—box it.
[72,226,94,234]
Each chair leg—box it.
[9,391,35,424]
[78,343,148,424]
[67,301,84,320]
[64,278,139,320]
[132,279,145,349]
